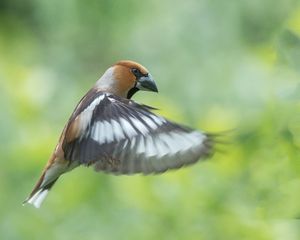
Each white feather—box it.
[169,132,193,152]
[120,118,137,137]
[153,138,169,157]
[130,117,148,135]
[136,136,145,154]
[26,189,49,208]
[141,115,157,130]
[159,133,182,155]
[78,94,105,133]
[91,121,100,142]
[91,121,105,144]
[103,120,114,143]
[144,137,157,157]
[111,119,125,140]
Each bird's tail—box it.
[23,153,68,208]
[23,169,59,208]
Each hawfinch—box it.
[24,60,215,208]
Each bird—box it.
[23,60,216,208]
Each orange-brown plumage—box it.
[111,64,137,96]
[114,60,149,75]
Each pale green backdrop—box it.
[1,0,300,239]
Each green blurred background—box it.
[1,0,300,239]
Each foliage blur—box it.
[1,0,300,239]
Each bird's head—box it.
[94,60,158,99]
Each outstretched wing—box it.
[62,91,214,174]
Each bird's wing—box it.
[62,92,214,174]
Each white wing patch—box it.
[91,114,161,144]
[89,104,207,159]
[111,119,125,141]
[119,117,137,137]
[92,121,104,144]
[117,130,207,158]
[77,94,168,145]
[155,138,169,157]
[150,131,206,156]
[77,94,105,135]
[129,117,149,135]
[141,115,158,130]
[144,136,157,157]
[103,120,114,143]
[136,136,145,154]
[159,133,179,154]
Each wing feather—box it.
[63,93,214,175]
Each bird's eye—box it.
[131,68,141,77]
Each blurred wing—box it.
[63,92,214,174]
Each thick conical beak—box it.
[136,73,158,93]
